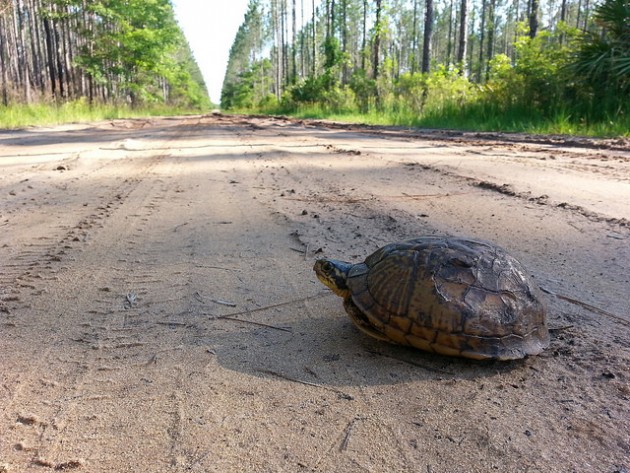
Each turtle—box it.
[313,236,549,360]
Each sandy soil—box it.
[0,114,629,473]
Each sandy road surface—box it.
[0,114,629,472]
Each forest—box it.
[221,0,630,135]
[0,0,210,111]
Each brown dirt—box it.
[1,114,629,473]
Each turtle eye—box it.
[321,261,333,272]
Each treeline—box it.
[221,0,629,132]
[0,0,210,108]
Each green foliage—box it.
[221,0,263,109]
[221,0,627,137]
[569,0,630,118]
[75,0,209,108]
[349,70,377,113]
[323,36,344,70]
[285,76,355,113]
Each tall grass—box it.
[0,100,204,129]
[269,100,629,138]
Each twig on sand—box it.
[285,192,468,204]
[155,321,190,327]
[340,417,366,452]
[209,298,237,307]
[290,244,310,259]
[548,324,574,332]
[220,315,292,333]
[173,222,188,232]
[207,292,332,332]
[212,292,332,320]
[258,368,354,400]
[541,286,629,326]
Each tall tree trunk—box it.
[53,15,65,98]
[372,0,382,79]
[15,0,32,102]
[312,0,316,76]
[0,15,9,105]
[457,0,468,74]
[329,0,335,41]
[325,0,330,39]
[486,0,496,75]
[300,0,306,77]
[411,0,419,73]
[27,0,41,93]
[422,0,434,74]
[559,0,567,43]
[477,0,487,82]
[281,0,288,87]
[514,0,520,54]
[581,0,590,31]
[292,0,297,82]
[528,0,539,38]
[576,0,582,29]
[361,0,367,71]
[43,16,57,98]
[446,0,454,66]
[271,0,282,98]
[341,0,348,84]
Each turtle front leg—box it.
[343,297,392,343]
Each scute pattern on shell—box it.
[344,236,549,360]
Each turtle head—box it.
[313,259,353,298]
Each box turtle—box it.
[313,236,549,360]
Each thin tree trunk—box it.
[361,0,367,71]
[281,0,288,87]
[477,0,487,82]
[559,0,567,43]
[0,15,9,105]
[300,0,306,77]
[53,13,65,98]
[582,0,590,31]
[292,0,297,83]
[16,0,31,102]
[373,0,382,79]
[447,0,454,66]
[341,0,348,84]
[529,0,539,38]
[422,0,434,74]
[486,0,496,75]
[457,0,468,74]
[411,0,419,73]
[312,0,316,76]
[467,6,476,78]
[576,0,582,29]
[514,0,520,55]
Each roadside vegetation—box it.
[0,100,208,129]
[0,0,211,128]
[221,0,629,137]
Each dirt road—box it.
[1,114,629,472]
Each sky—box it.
[172,1,323,106]
[171,1,251,105]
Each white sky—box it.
[172,1,323,106]
[172,1,251,105]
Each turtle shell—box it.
[344,236,549,360]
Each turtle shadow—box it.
[202,312,535,388]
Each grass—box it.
[3,99,626,138]
[260,101,630,138]
[0,100,207,129]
